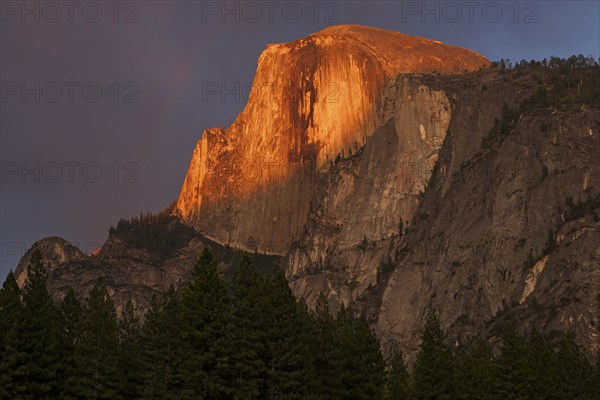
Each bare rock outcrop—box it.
[175,24,489,257]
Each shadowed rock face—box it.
[14,237,86,287]
[175,24,489,256]
[374,71,600,363]
[287,79,453,309]
[13,229,280,316]
[14,234,204,314]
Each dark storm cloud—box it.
[1,0,599,281]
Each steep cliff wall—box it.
[375,69,600,361]
[287,79,452,308]
[175,24,489,256]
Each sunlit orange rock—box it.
[175,24,489,256]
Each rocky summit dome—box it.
[176,25,489,256]
[295,24,489,75]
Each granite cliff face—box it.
[174,25,598,357]
[287,79,453,309]
[175,24,489,257]
[374,70,600,361]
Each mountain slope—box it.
[375,68,600,360]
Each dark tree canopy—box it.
[1,246,598,399]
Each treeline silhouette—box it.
[496,56,600,110]
[1,248,599,399]
[492,55,599,70]
[480,60,599,150]
[108,206,196,259]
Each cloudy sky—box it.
[1,0,599,282]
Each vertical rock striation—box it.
[287,79,453,308]
[376,71,600,362]
[175,24,489,260]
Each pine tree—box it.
[19,249,62,398]
[229,255,268,399]
[179,246,232,398]
[59,287,83,398]
[337,308,385,399]
[412,311,456,400]
[493,328,535,400]
[295,298,321,399]
[455,337,495,400]
[60,287,83,348]
[140,286,185,400]
[589,353,600,399]
[550,334,592,399]
[262,268,313,399]
[526,329,556,399]
[0,271,27,399]
[385,342,411,400]
[310,293,342,399]
[66,280,122,400]
[119,299,144,399]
